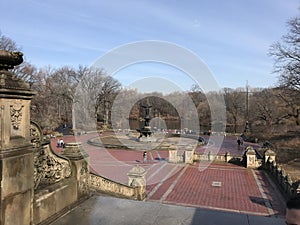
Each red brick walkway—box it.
[51,133,286,217]
[147,162,285,217]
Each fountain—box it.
[136,103,156,142]
[89,101,197,151]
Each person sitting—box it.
[286,195,300,225]
[59,139,64,148]
[57,139,61,148]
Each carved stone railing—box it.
[30,121,42,148]
[34,144,72,189]
[30,121,72,190]
[264,159,300,198]
[90,173,134,197]
[90,172,146,200]
[32,130,89,224]
[261,149,300,198]
[193,152,243,163]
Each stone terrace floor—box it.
[51,133,286,218]
[50,195,285,225]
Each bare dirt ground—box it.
[257,131,300,181]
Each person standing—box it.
[237,137,241,146]
[143,151,147,163]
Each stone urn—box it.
[0,50,23,70]
[0,50,32,93]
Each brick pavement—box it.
[147,162,285,217]
[51,133,286,218]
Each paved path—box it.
[195,135,260,156]
[51,133,286,218]
[50,195,285,225]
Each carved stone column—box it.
[62,142,90,199]
[245,146,257,169]
[184,145,194,164]
[264,149,276,164]
[225,152,232,162]
[168,145,178,163]
[127,165,147,200]
[0,50,35,225]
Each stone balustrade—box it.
[193,151,243,163]
[263,156,300,198]
[90,165,147,200]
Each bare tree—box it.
[249,88,292,134]
[276,88,300,126]
[269,15,300,125]
[0,32,20,51]
[95,75,121,126]
[223,88,245,133]
[74,68,121,130]
[0,32,39,87]
[269,17,300,91]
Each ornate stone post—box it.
[245,146,257,168]
[0,50,35,225]
[263,149,276,169]
[168,145,177,163]
[184,145,194,164]
[265,149,276,162]
[225,152,232,162]
[62,142,90,199]
[127,165,146,200]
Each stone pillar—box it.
[62,142,90,199]
[208,151,211,161]
[245,146,257,168]
[225,152,232,162]
[264,149,276,164]
[127,165,146,200]
[184,145,194,164]
[0,50,35,225]
[168,145,177,163]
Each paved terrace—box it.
[50,195,285,225]
[51,133,286,224]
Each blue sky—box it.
[1,0,299,91]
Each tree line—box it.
[0,13,299,136]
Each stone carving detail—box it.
[10,105,24,129]
[30,121,43,148]
[90,173,134,196]
[34,144,71,189]
[79,161,90,195]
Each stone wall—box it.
[33,178,77,224]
